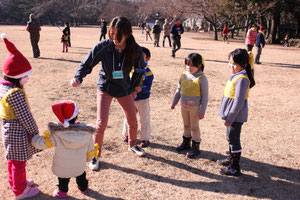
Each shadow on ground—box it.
[31,186,123,200]
[70,46,93,50]
[262,62,300,69]
[205,59,300,69]
[82,188,124,200]
[181,47,210,51]
[38,57,81,63]
[100,142,300,200]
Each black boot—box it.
[220,152,241,176]
[186,140,200,158]
[176,136,191,151]
[217,147,232,166]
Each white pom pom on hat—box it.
[63,121,70,128]
[1,33,7,39]
[52,100,79,128]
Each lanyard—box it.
[113,53,125,72]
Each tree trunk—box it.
[214,24,218,40]
[267,6,281,44]
[73,18,78,27]
[204,15,218,40]
[296,17,300,38]
[244,13,250,37]
[266,17,271,39]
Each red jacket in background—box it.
[222,26,228,35]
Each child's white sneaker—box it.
[26,179,34,187]
[89,157,100,171]
[15,186,39,200]
[128,145,145,157]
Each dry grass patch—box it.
[0,25,299,200]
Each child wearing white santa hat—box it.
[0,33,40,199]
[31,100,97,199]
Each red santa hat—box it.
[52,100,79,128]
[1,33,32,79]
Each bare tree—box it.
[33,0,107,26]
[182,0,230,40]
[102,1,138,25]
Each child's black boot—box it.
[220,152,241,176]
[176,136,191,151]
[217,147,232,166]
[186,140,200,158]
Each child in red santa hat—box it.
[31,100,96,199]
[0,33,40,199]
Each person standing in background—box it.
[162,19,172,47]
[245,24,257,51]
[145,24,153,41]
[254,26,266,64]
[170,18,184,58]
[222,22,229,44]
[63,22,71,47]
[141,21,146,34]
[152,20,161,47]
[26,14,41,58]
[99,18,107,41]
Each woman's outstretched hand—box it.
[70,78,81,87]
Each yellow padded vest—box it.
[180,72,205,97]
[0,88,30,120]
[138,67,153,86]
[224,75,250,99]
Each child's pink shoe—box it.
[80,188,88,194]
[15,186,39,200]
[53,189,67,199]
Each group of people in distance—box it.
[26,14,106,58]
[223,23,266,65]
[141,18,184,58]
[245,24,266,64]
[2,15,256,200]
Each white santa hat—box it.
[1,33,32,79]
[52,100,79,128]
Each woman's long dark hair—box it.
[229,48,255,88]
[108,16,137,72]
[185,53,204,72]
[4,76,22,89]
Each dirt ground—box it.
[0,25,299,200]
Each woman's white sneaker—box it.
[128,145,145,157]
[89,158,100,171]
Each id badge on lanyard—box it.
[112,53,125,79]
[112,71,124,79]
